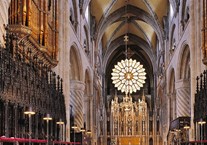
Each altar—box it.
[118,136,140,145]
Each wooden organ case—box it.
[8,0,59,67]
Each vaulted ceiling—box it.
[90,0,169,97]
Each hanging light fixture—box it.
[111,0,146,95]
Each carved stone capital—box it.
[70,80,85,91]
[175,79,190,90]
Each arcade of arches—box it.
[0,0,207,145]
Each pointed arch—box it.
[177,44,190,80]
[175,43,191,117]
[168,68,175,94]
[84,68,92,96]
[70,44,83,81]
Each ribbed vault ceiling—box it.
[91,0,168,51]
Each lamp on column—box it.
[24,106,35,145]
[43,114,52,145]
[198,118,206,145]
[86,129,91,134]
[80,127,86,132]
[80,121,86,144]
[56,119,64,141]
[71,123,77,129]
[71,123,78,144]
[87,98,92,135]
[86,129,92,144]
[183,117,190,129]
[183,118,190,143]
[184,125,190,129]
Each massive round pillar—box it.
[70,80,85,129]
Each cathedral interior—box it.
[0,0,207,145]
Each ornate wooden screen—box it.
[194,70,207,141]
[0,32,66,139]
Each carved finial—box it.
[57,75,60,92]
[142,90,145,101]
[196,76,199,92]
[60,78,63,93]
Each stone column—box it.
[190,0,202,141]
[175,79,190,117]
[84,96,93,132]
[70,80,85,129]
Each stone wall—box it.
[0,0,10,45]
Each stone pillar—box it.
[175,79,190,117]
[84,96,93,132]
[189,0,202,141]
[70,80,85,129]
